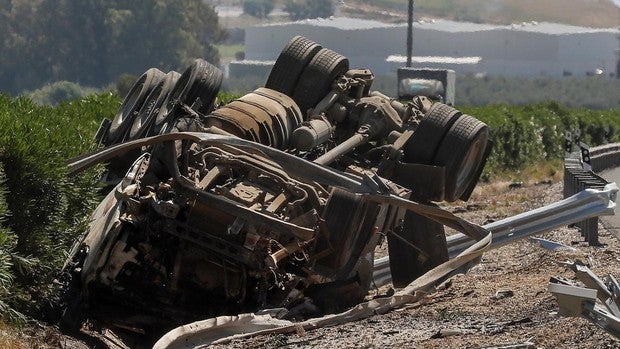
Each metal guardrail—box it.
[373,184,618,288]
[590,143,620,173]
[564,141,620,245]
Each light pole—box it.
[407,0,413,67]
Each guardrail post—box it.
[564,141,620,246]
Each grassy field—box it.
[215,44,245,61]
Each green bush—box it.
[0,164,36,322]
[460,102,620,179]
[0,92,120,318]
[27,81,101,106]
[243,0,275,18]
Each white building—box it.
[236,17,619,78]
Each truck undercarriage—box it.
[61,36,502,345]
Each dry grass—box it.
[0,321,27,349]
[502,0,620,28]
[345,0,620,28]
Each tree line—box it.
[0,0,226,95]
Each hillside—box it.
[345,0,620,27]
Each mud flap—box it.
[387,208,448,288]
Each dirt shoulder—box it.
[3,179,619,348]
[220,180,620,348]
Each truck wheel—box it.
[154,59,222,135]
[292,48,349,118]
[388,208,448,288]
[265,36,322,96]
[403,103,461,164]
[106,68,165,145]
[128,71,180,141]
[433,114,489,202]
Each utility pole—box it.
[616,27,619,79]
[407,0,413,67]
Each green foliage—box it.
[215,44,245,60]
[243,0,275,18]
[459,102,620,180]
[0,0,226,94]
[0,164,36,323]
[216,92,244,105]
[284,0,335,20]
[26,81,101,106]
[0,92,119,317]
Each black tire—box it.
[265,36,322,96]
[154,59,222,135]
[403,103,462,164]
[106,68,165,145]
[388,208,448,288]
[433,114,489,202]
[128,71,181,141]
[292,48,349,117]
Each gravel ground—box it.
[6,179,620,348]
[218,180,620,349]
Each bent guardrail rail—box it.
[373,183,618,288]
[590,143,620,172]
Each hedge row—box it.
[460,102,620,177]
[0,93,119,318]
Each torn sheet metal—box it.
[549,282,620,339]
[549,263,620,339]
[154,229,491,348]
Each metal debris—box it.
[549,262,620,339]
[529,237,576,251]
[491,288,514,300]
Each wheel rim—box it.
[455,135,487,193]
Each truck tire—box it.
[265,36,322,96]
[388,208,448,288]
[154,59,222,135]
[128,71,180,141]
[292,48,349,118]
[433,114,489,202]
[403,102,461,164]
[106,68,165,145]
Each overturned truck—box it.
[62,36,495,342]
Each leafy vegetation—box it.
[284,0,335,20]
[461,102,620,180]
[243,0,275,18]
[0,93,119,320]
[0,0,226,95]
[26,81,101,106]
